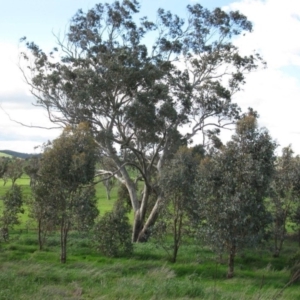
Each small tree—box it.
[291,206,300,247]
[153,146,201,263]
[4,159,24,186]
[269,146,300,257]
[195,112,276,278]
[94,199,133,257]
[37,122,98,263]
[0,157,9,183]
[290,156,300,248]
[0,185,24,241]
[27,181,58,250]
[24,157,40,187]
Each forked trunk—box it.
[171,212,183,263]
[135,197,162,242]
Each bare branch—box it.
[0,104,62,130]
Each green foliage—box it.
[72,186,99,232]
[0,157,9,179]
[23,157,39,187]
[269,146,300,257]
[4,159,24,186]
[94,199,133,257]
[30,123,98,262]
[288,250,300,268]
[195,112,276,277]
[290,262,300,284]
[20,0,263,242]
[153,147,200,262]
[0,185,24,241]
[40,123,97,188]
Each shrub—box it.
[94,199,133,257]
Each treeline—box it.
[3,0,299,281]
[1,115,300,280]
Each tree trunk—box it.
[132,210,144,242]
[273,224,285,257]
[108,143,165,243]
[106,188,111,200]
[273,231,279,257]
[1,227,9,242]
[60,219,69,264]
[136,196,162,242]
[38,219,43,250]
[227,244,236,279]
[171,212,183,263]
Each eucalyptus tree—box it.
[24,157,40,187]
[195,112,276,278]
[0,157,9,181]
[154,146,202,263]
[20,0,263,242]
[27,181,58,250]
[269,146,300,257]
[4,158,24,186]
[0,185,24,241]
[36,122,98,263]
[291,206,300,247]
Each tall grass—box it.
[1,176,300,299]
[0,231,299,299]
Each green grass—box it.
[0,152,13,158]
[0,175,120,229]
[1,178,300,299]
[0,231,300,299]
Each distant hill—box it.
[0,152,13,158]
[0,150,41,159]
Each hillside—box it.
[0,152,13,158]
[0,150,40,159]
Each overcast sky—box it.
[0,0,300,154]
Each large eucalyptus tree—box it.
[20,0,263,241]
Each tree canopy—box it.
[34,123,98,262]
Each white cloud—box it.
[0,43,28,96]
[222,0,300,154]
[0,43,62,152]
[226,0,300,68]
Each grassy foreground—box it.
[0,177,300,299]
[0,231,299,299]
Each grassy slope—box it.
[0,177,300,299]
[0,152,12,158]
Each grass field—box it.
[0,176,300,299]
[0,231,299,299]
[0,152,13,158]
